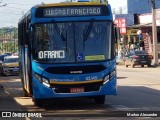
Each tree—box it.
[91,0,108,4]
[91,0,99,2]
[0,27,18,53]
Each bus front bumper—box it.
[32,76,117,99]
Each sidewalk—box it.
[0,84,23,111]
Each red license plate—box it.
[70,88,84,93]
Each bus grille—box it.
[45,65,106,74]
[51,82,103,93]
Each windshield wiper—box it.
[83,18,95,41]
[52,20,66,41]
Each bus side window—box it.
[25,30,29,45]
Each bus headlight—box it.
[34,73,50,87]
[110,70,116,79]
[42,78,50,87]
[103,75,109,85]
[103,70,116,85]
[34,73,42,83]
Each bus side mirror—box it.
[114,26,120,44]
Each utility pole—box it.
[10,28,12,53]
[2,34,4,53]
[13,29,15,52]
[151,0,159,66]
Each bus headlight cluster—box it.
[103,75,109,84]
[34,73,42,83]
[103,70,116,85]
[110,70,116,79]
[42,78,50,87]
[34,73,50,87]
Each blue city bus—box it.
[18,0,119,106]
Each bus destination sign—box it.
[44,7,101,17]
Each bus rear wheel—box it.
[94,95,105,104]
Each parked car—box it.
[0,56,19,76]
[0,54,8,62]
[0,54,8,70]
[124,50,152,68]
[3,52,12,56]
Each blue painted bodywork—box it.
[32,59,117,99]
[20,3,117,100]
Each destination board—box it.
[35,5,110,18]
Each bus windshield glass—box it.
[33,21,112,63]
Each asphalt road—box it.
[0,65,160,119]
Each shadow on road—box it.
[108,85,160,111]
[1,76,160,118]
[117,77,128,79]
[0,76,23,97]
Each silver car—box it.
[0,56,19,76]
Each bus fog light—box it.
[103,75,109,84]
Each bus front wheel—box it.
[34,99,43,106]
[94,95,105,104]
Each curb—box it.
[117,63,160,68]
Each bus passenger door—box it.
[24,29,33,96]
[21,46,28,96]
[23,30,32,96]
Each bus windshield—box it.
[33,21,112,63]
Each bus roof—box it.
[35,2,107,8]
[18,2,110,24]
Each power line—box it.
[0,20,17,24]
[0,14,21,17]
[2,2,34,6]
[0,11,21,15]
[5,6,28,10]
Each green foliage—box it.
[91,0,99,2]
[91,0,108,3]
[0,27,18,38]
[0,27,18,53]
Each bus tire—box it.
[94,95,105,104]
[34,99,43,106]
[147,64,151,67]
[0,69,2,76]
[2,73,6,77]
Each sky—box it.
[0,0,126,28]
